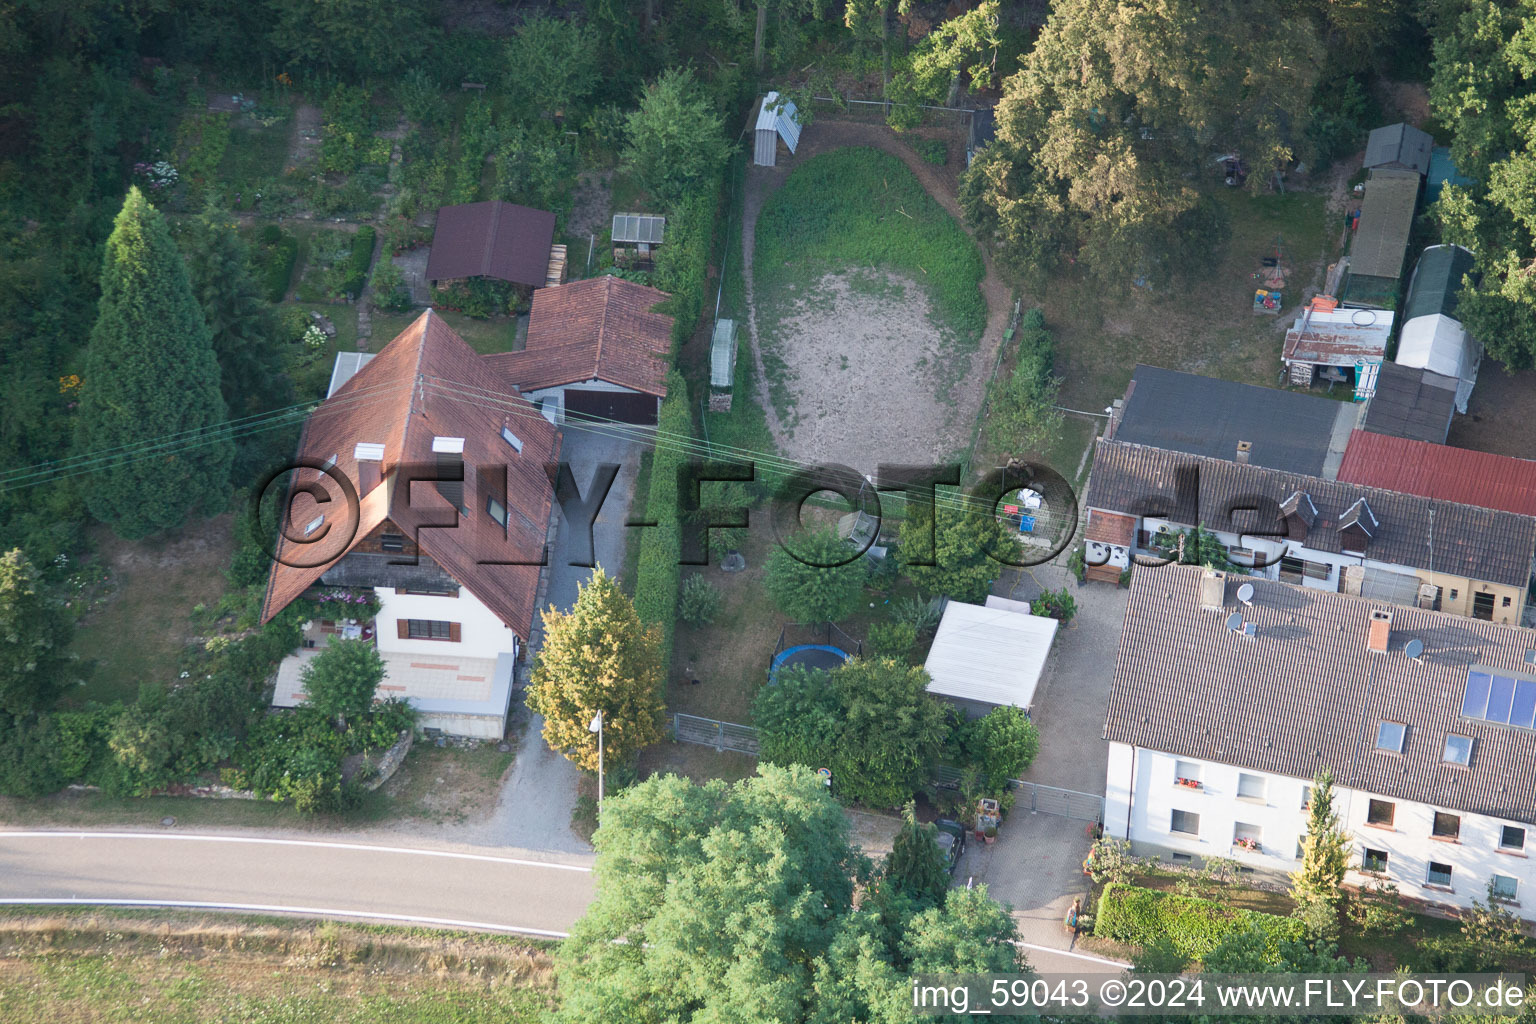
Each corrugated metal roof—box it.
[710,319,737,388]
[923,600,1058,710]
[1106,564,1536,824]
[1084,438,1536,589]
[1349,170,1419,282]
[1403,244,1476,321]
[1364,122,1433,175]
[1360,362,1456,444]
[1338,431,1536,518]
[1283,307,1394,366]
[756,92,801,152]
[1110,365,1351,476]
[611,213,666,245]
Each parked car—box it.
[934,819,967,875]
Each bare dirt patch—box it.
[567,170,613,245]
[762,270,966,474]
[379,739,516,827]
[288,102,322,168]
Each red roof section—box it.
[1337,430,1536,517]
[485,276,673,397]
[260,311,560,638]
[425,201,557,288]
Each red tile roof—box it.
[260,311,560,638]
[1085,509,1136,547]
[486,276,673,397]
[425,201,557,288]
[1338,430,1536,518]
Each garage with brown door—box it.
[563,388,659,425]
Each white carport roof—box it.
[923,598,1059,711]
[1397,313,1482,413]
[756,91,801,153]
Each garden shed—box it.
[1341,170,1419,309]
[709,318,737,411]
[1364,122,1433,176]
[754,91,801,166]
[1398,245,1481,413]
[1282,305,1392,398]
[923,597,1059,718]
[425,201,558,289]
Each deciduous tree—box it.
[0,549,72,716]
[75,188,233,539]
[527,568,665,772]
[765,526,867,623]
[621,69,730,205]
[899,499,1012,603]
[300,638,385,728]
[504,15,599,117]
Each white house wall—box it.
[1107,742,1536,919]
[376,586,517,660]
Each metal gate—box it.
[931,766,1104,823]
[672,713,760,755]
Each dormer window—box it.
[1339,497,1378,553]
[1279,490,1317,542]
[501,425,524,453]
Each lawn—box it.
[1042,187,1338,413]
[66,516,234,707]
[369,308,520,354]
[0,911,552,1023]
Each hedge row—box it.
[653,175,722,348]
[632,369,692,668]
[343,225,376,299]
[1095,883,1307,963]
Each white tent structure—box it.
[1396,313,1481,413]
[922,597,1059,718]
[754,92,801,166]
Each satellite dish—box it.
[1226,612,1243,632]
[1404,638,1425,660]
[1237,583,1255,605]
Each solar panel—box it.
[1513,680,1536,729]
[1489,675,1516,723]
[1463,671,1491,718]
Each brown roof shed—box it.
[425,201,557,288]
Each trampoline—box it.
[768,644,850,683]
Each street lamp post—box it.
[589,710,604,820]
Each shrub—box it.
[370,257,413,313]
[678,573,721,626]
[984,308,1062,458]
[867,621,917,661]
[890,596,942,631]
[1095,883,1306,964]
[300,638,385,725]
[654,179,723,347]
[960,705,1039,788]
[1030,587,1077,623]
[913,138,947,165]
[764,527,867,624]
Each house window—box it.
[1443,734,1474,766]
[1426,861,1453,888]
[1432,811,1461,840]
[1362,847,1389,873]
[1171,809,1200,836]
[1505,596,1514,607]
[1474,592,1496,620]
[487,495,508,527]
[501,425,524,453]
[304,513,325,536]
[1228,545,1256,565]
[1233,822,1262,851]
[1280,554,1330,581]
[1301,784,1313,809]
[1367,799,1395,827]
[397,587,457,597]
[1375,721,1406,753]
[380,533,405,553]
[404,619,456,641]
[1492,874,1519,902]
[1237,773,1266,800]
[1501,826,1526,852]
[1449,588,1459,600]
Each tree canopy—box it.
[299,638,386,726]
[0,549,73,716]
[554,765,1022,1023]
[899,500,1013,604]
[75,188,233,539]
[527,568,666,772]
[764,526,868,623]
[962,0,1322,284]
[622,68,731,205]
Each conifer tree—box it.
[76,188,233,538]
[1291,767,1349,924]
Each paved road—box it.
[0,831,594,937]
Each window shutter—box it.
[397,619,409,640]
[449,622,461,643]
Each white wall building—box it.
[1104,564,1536,920]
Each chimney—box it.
[354,442,385,496]
[1198,569,1227,611]
[1367,608,1393,654]
[1236,440,1252,465]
